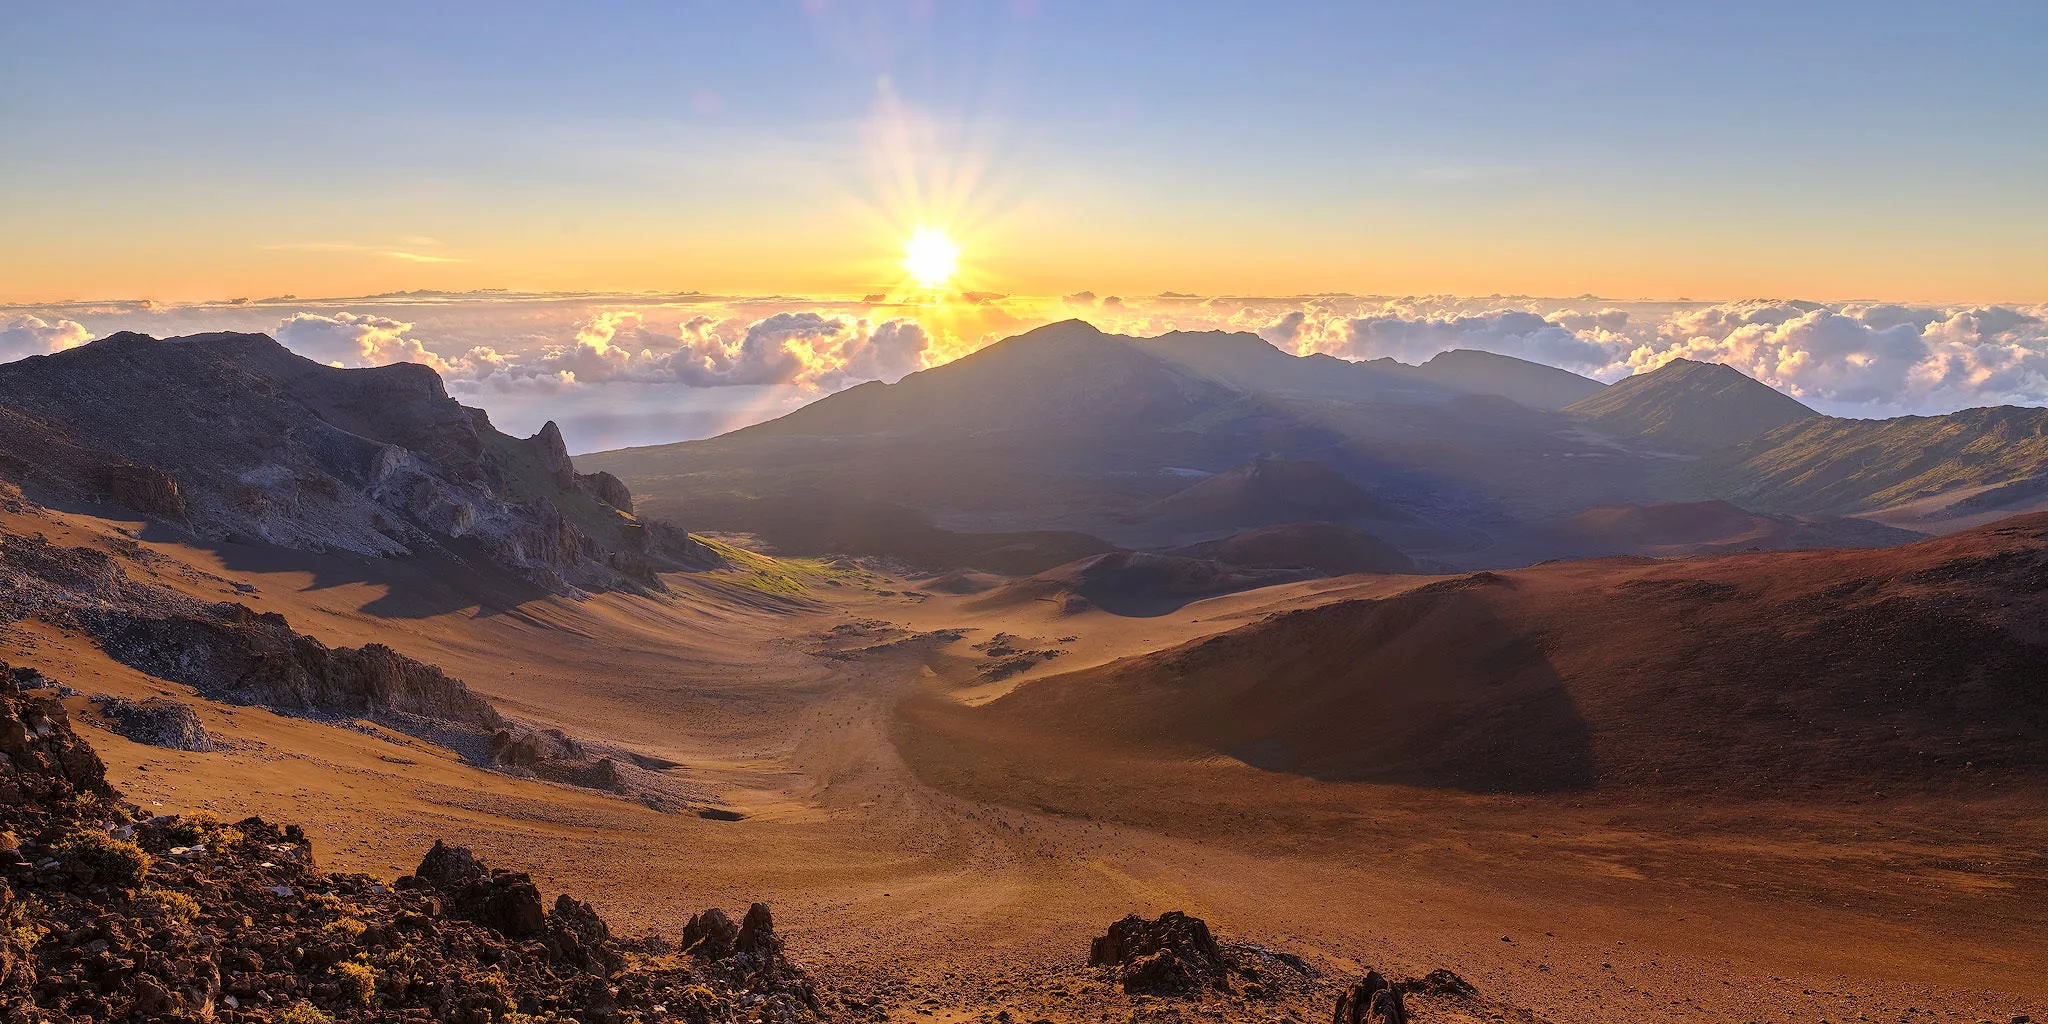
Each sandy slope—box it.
[2,498,2043,1022]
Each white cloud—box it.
[275,311,454,371]
[0,314,91,361]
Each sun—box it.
[900,226,961,290]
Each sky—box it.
[5,1,2045,303]
[4,2,2047,451]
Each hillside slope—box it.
[1567,358,1818,452]
[1408,349,1607,410]
[0,331,714,591]
[958,513,2048,795]
[1692,405,2048,524]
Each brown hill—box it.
[973,551,1315,616]
[0,331,715,591]
[1535,499,1921,557]
[1566,358,1818,453]
[1169,521,1417,576]
[959,513,2048,794]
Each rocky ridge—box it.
[0,331,720,593]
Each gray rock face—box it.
[0,332,720,593]
[97,697,214,752]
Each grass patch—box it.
[692,536,875,596]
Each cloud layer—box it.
[7,290,2047,449]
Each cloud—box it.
[0,314,92,361]
[1632,304,2048,415]
[660,311,930,389]
[14,290,2048,445]
[275,311,454,371]
[1339,310,1619,372]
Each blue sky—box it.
[5,1,2045,302]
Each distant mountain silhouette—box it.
[1131,330,1453,403]
[1566,358,1818,452]
[1407,349,1607,410]
[746,320,1242,438]
[587,322,2048,569]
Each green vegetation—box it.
[693,535,875,596]
[167,810,244,849]
[275,1002,335,1024]
[333,958,378,1006]
[324,917,368,941]
[146,888,201,926]
[53,828,151,886]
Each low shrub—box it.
[53,829,150,886]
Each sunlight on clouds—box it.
[12,289,2048,449]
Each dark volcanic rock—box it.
[96,696,214,752]
[1089,911,1231,994]
[0,669,111,807]
[0,331,722,593]
[408,839,547,938]
[94,601,504,728]
[0,666,826,1022]
[100,463,187,520]
[682,906,741,959]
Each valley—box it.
[5,487,2042,1023]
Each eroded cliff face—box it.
[0,331,719,593]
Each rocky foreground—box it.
[1,662,819,1024]
[1,658,1523,1023]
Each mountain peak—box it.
[1567,357,1817,453]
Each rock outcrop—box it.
[0,331,722,593]
[93,602,504,728]
[94,696,214,752]
[1089,911,1232,994]
[0,658,824,1023]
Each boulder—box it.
[409,840,547,938]
[1088,911,1230,994]
[681,907,740,959]
[99,697,214,752]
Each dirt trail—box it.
[5,499,2044,1021]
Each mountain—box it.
[1407,349,1607,410]
[951,512,2048,795]
[1533,499,1922,557]
[1167,521,1417,576]
[1691,405,2048,529]
[582,321,1363,548]
[1566,358,1818,452]
[0,331,715,591]
[1130,330,1453,402]
[744,319,1244,438]
[1133,457,1414,537]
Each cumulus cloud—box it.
[0,314,91,360]
[12,289,2047,447]
[1339,310,1619,372]
[275,311,454,371]
[1631,304,2048,415]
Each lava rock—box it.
[1089,911,1231,994]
